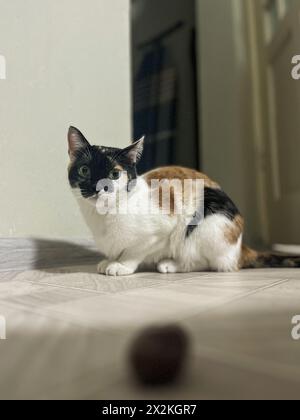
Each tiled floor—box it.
[0,265,300,399]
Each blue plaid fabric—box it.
[133,44,178,173]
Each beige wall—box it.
[0,0,131,238]
[196,0,266,247]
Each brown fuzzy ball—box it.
[129,325,189,386]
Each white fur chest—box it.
[77,200,132,259]
[75,179,175,260]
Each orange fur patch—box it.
[224,215,244,244]
[240,245,258,269]
[144,166,218,216]
[144,166,220,189]
[114,165,124,171]
[144,166,220,215]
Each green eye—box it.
[78,165,90,178]
[111,170,121,180]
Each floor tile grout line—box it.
[181,278,292,321]
[117,272,275,295]
[213,277,292,305]
[117,276,206,295]
[15,272,292,303]
[24,278,178,296]
[0,298,134,338]
[2,272,294,330]
[23,278,167,296]
[17,271,203,296]
[121,277,291,305]
[21,280,113,296]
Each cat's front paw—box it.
[105,262,135,276]
[157,259,178,274]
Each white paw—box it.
[105,262,135,276]
[97,259,110,274]
[157,259,178,274]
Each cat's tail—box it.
[241,245,300,269]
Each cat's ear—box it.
[121,136,145,164]
[68,126,90,159]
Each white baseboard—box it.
[272,244,300,255]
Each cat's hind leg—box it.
[157,259,180,274]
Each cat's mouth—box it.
[85,193,98,203]
[87,191,112,203]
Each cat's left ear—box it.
[68,126,90,159]
[121,136,145,164]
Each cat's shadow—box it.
[32,238,102,274]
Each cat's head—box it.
[67,126,144,199]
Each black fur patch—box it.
[203,187,240,219]
[186,187,240,237]
[68,146,138,198]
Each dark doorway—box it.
[131,0,199,174]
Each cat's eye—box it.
[111,170,121,180]
[78,165,90,178]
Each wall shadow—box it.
[31,238,102,273]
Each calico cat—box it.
[68,126,300,276]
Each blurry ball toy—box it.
[129,324,189,386]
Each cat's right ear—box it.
[68,126,90,160]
